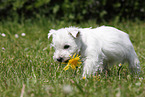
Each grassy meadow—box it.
[0,19,145,97]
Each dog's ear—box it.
[69,30,80,38]
[48,29,56,39]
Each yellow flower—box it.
[82,77,86,79]
[63,53,82,71]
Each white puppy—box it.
[48,26,141,77]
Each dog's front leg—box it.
[82,58,100,78]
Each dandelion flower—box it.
[63,53,82,71]
[1,33,6,37]
[82,77,86,79]
[21,33,26,36]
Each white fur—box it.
[48,26,141,77]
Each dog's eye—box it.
[64,45,70,49]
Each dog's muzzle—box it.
[57,57,70,63]
[64,59,69,63]
[57,57,63,62]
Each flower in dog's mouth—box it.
[63,53,82,71]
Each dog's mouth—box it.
[64,59,69,63]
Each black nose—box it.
[57,57,63,62]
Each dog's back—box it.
[79,26,140,74]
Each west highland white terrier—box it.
[48,26,141,77]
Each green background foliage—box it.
[0,0,145,21]
[0,1,145,97]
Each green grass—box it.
[0,19,145,97]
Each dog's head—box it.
[48,27,81,63]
